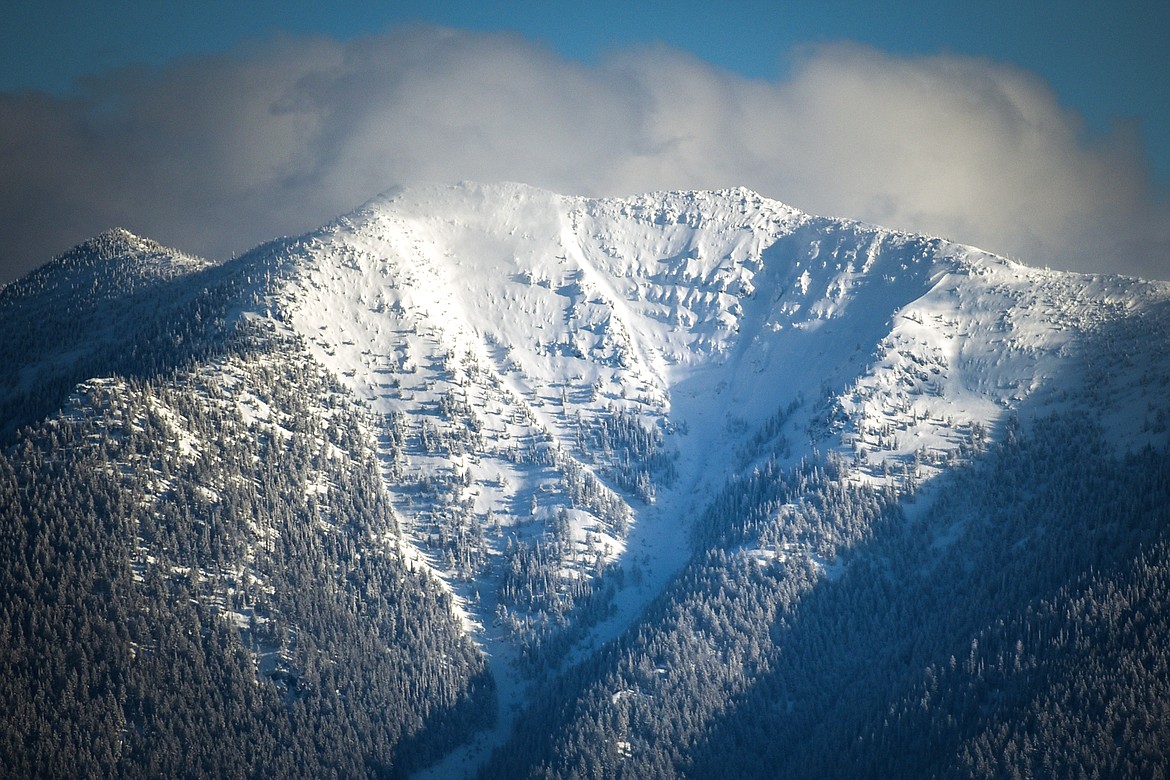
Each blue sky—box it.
[1,1,1167,282]
[6,1,1166,179]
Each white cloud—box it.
[1,26,1166,284]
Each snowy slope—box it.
[270,181,1170,508]
[252,181,1170,670]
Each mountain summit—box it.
[3,182,1170,778]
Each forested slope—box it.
[483,414,1170,778]
[0,307,493,778]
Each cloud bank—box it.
[2,25,1167,285]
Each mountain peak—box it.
[0,227,212,312]
[73,227,164,260]
[345,181,806,230]
[44,227,210,282]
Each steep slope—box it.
[260,183,1170,630]
[3,182,1170,778]
[485,412,1170,779]
[244,182,1170,775]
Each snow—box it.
[146,398,201,461]
[253,183,1170,658]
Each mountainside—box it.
[2,182,1169,778]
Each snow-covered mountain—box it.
[257,181,1170,590]
[3,181,1170,778]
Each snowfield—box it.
[273,181,1170,549]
